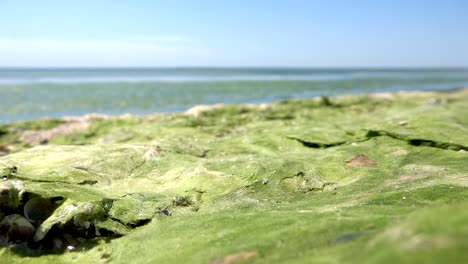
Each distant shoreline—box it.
[1,68,467,123]
[2,86,466,125]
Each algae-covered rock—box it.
[0,180,23,209]
[33,199,102,242]
[0,88,467,263]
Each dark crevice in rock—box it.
[78,180,98,185]
[108,216,152,229]
[287,137,348,148]
[126,218,152,228]
[364,130,468,151]
[0,127,8,136]
[288,130,467,151]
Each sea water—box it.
[1,68,467,123]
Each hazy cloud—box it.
[0,37,211,67]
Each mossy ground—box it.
[1,89,467,263]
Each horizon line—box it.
[0,66,467,70]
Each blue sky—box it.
[0,0,467,67]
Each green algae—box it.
[0,88,467,263]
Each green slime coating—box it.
[0,88,467,263]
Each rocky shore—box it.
[1,88,467,263]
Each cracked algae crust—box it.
[0,88,467,263]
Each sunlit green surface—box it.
[0,88,467,263]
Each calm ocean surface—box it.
[1,68,468,123]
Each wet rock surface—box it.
[0,178,115,253]
[0,88,467,263]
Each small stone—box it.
[67,245,76,251]
[95,227,101,236]
[262,178,269,185]
[0,214,35,242]
[399,120,408,126]
[83,221,91,229]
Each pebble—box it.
[262,178,269,185]
[67,245,76,251]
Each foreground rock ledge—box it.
[1,88,467,264]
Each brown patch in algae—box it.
[0,145,11,156]
[345,155,378,167]
[20,114,107,145]
[210,251,258,264]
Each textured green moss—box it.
[0,89,467,263]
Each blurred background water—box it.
[1,68,467,123]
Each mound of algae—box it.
[0,88,467,264]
